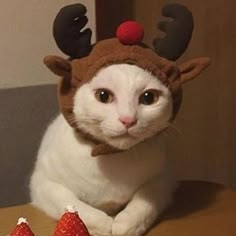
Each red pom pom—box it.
[116,21,144,45]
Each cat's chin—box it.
[104,133,142,150]
[103,125,169,150]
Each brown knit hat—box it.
[44,3,210,156]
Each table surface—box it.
[1,181,236,236]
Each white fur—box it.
[30,64,176,236]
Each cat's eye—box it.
[95,89,114,103]
[139,89,161,105]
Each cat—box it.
[29,2,212,235]
[30,64,176,236]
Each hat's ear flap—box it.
[44,55,71,77]
[179,57,211,84]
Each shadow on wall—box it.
[161,181,222,220]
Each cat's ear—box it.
[44,56,71,77]
[179,57,211,84]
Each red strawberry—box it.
[54,206,90,236]
[10,217,35,236]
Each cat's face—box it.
[73,64,173,150]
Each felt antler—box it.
[153,4,194,61]
[53,3,92,59]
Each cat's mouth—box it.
[100,127,146,150]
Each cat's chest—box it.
[59,136,166,205]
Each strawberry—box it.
[54,206,90,236]
[10,217,35,236]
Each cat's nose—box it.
[119,116,137,128]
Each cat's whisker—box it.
[167,123,182,136]
[77,117,100,124]
[175,115,186,122]
[161,130,170,138]
[61,105,73,109]
[67,118,77,125]
[77,115,101,121]
[60,103,73,109]
[162,128,175,138]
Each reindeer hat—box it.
[44,3,210,156]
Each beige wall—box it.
[0,0,96,89]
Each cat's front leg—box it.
[112,173,175,236]
[30,177,113,236]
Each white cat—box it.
[30,64,176,236]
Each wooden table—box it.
[1,181,236,236]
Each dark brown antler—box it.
[53,4,92,59]
[153,4,194,61]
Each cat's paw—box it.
[87,213,113,236]
[112,212,146,236]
